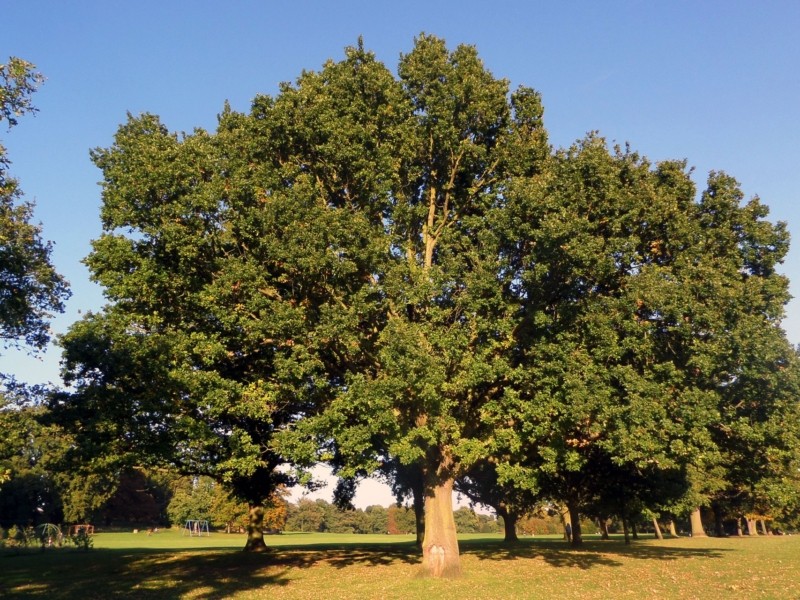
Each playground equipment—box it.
[36,523,63,547]
[183,519,210,536]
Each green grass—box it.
[2,530,799,599]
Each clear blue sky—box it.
[4,0,800,387]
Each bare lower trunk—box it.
[600,519,610,540]
[561,508,572,542]
[631,521,639,540]
[735,517,743,537]
[689,508,706,537]
[653,518,663,540]
[759,519,770,535]
[500,508,518,543]
[668,520,679,537]
[567,503,582,546]
[713,503,725,537]
[243,505,268,552]
[412,480,425,547]
[746,519,758,536]
[622,519,630,545]
[421,473,461,578]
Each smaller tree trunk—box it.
[735,517,743,537]
[653,518,663,540]
[712,503,725,537]
[759,519,769,535]
[243,505,268,552]
[561,508,572,542]
[689,508,706,537]
[600,519,610,540]
[631,521,639,540]
[668,519,679,537]
[622,519,630,545]
[567,503,582,546]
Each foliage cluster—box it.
[0,57,69,358]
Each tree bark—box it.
[689,507,706,537]
[567,502,583,546]
[412,478,425,547]
[600,519,610,540]
[712,503,725,537]
[500,508,519,543]
[421,471,461,578]
[561,508,572,542]
[622,518,630,545]
[746,518,758,536]
[668,519,679,537]
[735,517,743,537]
[631,521,639,540]
[653,518,663,540]
[759,519,770,535]
[243,504,268,552]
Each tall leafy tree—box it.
[487,139,756,544]
[291,35,549,576]
[0,57,69,517]
[56,41,405,552]
[488,134,796,544]
[691,173,799,531]
[0,57,69,361]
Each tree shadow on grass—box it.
[2,538,731,598]
[460,538,729,570]
[2,549,291,599]
[1,542,420,599]
[269,541,420,570]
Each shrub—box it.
[68,530,93,551]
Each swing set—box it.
[183,519,210,536]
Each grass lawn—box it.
[2,530,798,599]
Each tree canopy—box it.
[50,35,800,576]
[0,58,69,359]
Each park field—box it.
[2,530,799,599]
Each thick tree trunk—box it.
[421,473,461,578]
[653,518,663,540]
[689,508,706,537]
[622,519,630,545]
[567,502,583,546]
[668,519,679,537]
[243,505,268,552]
[746,518,758,536]
[500,508,519,543]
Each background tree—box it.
[0,57,69,361]
[486,137,792,546]
[0,58,70,529]
[455,459,539,543]
[0,391,66,528]
[54,41,400,551]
